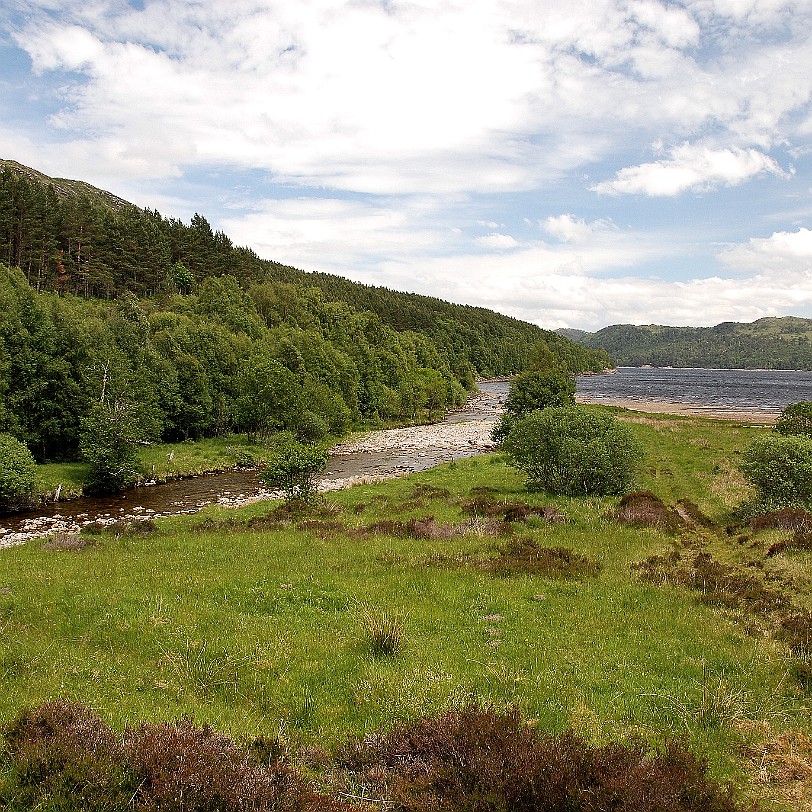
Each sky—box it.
[2,0,812,331]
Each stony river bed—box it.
[0,383,507,549]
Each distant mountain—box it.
[556,318,812,370]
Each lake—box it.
[576,367,812,417]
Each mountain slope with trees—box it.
[558,318,812,369]
[0,159,610,474]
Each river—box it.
[0,382,507,548]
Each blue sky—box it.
[2,0,812,331]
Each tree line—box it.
[562,319,812,370]
[0,161,610,379]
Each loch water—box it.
[576,367,812,416]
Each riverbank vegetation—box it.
[3,409,812,809]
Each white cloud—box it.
[3,0,812,333]
[542,214,614,243]
[592,143,787,196]
[719,227,812,273]
[476,233,520,250]
[8,0,812,195]
[220,196,449,272]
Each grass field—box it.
[3,409,812,809]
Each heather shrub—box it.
[767,530,812,557]
[123,717,312,811]
[612,490,682,530]
[0,700,137,810]
[339,706,744,812]
[776,610,812,661]
[633,551,788,615]
[751,506,812,533]
[503,406,644,496]
[1,702,342,812]
[488,538,601,578]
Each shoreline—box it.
[576,394,778,423]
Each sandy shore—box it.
[576,394,778,423]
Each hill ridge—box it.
[558,317,812,370]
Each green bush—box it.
[739,433,812,508]
[775,401,812,438]
[260,434,329,503]
[493,369,576,444]
[503,406,644,496]
[0,433,37,506]
[504,369,575,418]
[294,411,329,442]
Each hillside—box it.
[558,318,812,370]
[0,159,609,378]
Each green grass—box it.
[2,412,810,808]
[137,434,271,479]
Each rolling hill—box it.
[558,318,812,370]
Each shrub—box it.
[80,402,148,495]
[0,700,137,810]
[503,406,644,496]
[260,433,329,503]
[505,369,576,418]
[492,369,575,444]
[739,433,812,508]
[123,718,312,811]
[0,433,37,507]
[339,706,744,812]
[774,400,812,438]
[294,411,329,442]
[488,539,601,577]
[1,701,343,812]
[612,490,682,531]
[750,506,812,533]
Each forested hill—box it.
[0,159,610,464]
[0,159,609,379]
[557,318,812,370]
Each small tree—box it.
[775,401,812,438]
[740,433,812,508]
[503,406,644,496]
[80,402,154,495]
[0,433,37,507]
[260,434,329,503]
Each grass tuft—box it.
[359,604,407,658]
